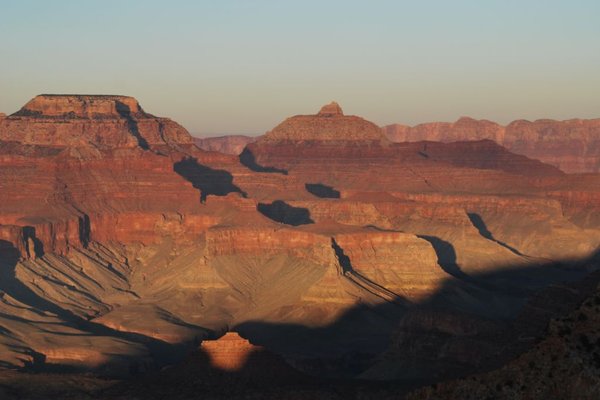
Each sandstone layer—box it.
[0,97,598,391]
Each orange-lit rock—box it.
[261,102,386,142]
[194,135,256,155]
[0,96,599,387]
[0,94,193,149]
[201,332,262,371]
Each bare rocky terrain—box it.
[0,96,599,399]
[384,117,600,173]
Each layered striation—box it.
[0,97,599,389]
[384,116,600,173]
[0,94,193,149]
[261,102,386,143]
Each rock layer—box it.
[0,94,193,149]
[0,97,599,390]
[262,102,386,142]
[384,116,600,173]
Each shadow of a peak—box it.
[173,156,246,203]
[231,249,600,382]
[1,239,600,398]
[306,183,340,199]
[239,147,288,174]
[115,101,150,150]
[467,212,526,257]
[105,337,326,399]
[417,235,468,280]
[257,200,314,226]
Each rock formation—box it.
[384,116,600,173]
[0,94,193,149]
[0,96,599,396]
[194,134,256,155]
[261,102,386,142]
[201,332,263,371]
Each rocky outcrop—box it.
[333,231,444,299]
[201,332,262,371]
[0,94,193,149]
[0,96,599,393]
[384,117,600,173]
[14,94,143,118]
[194,135,256,155]
[261,102,386,143]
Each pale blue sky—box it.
[1,0,599,135]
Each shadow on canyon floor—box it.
[416,235,468,279]
[173,157,246,203]
[467,212,527,257]
[257,200,314,226]
[0,239,599,399]
[239,147,288,174]
[234,248,600,378]
[305,183,341,199]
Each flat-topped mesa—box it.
[0,94,193,149]
[259,101,387,143]
[13,94,145,119]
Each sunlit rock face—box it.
[0,97,599,390]
[260,102,386,143]
[0,94,193,149]
[201,332,262,371]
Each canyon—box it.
[0,96,599,398]
[196,114,600,175]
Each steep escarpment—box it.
[0,95,193,149]
[0,97,599,393]
[384,116,600,173]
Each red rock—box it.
[17,94,142,118]
[318,101,344,116]
[261,102,386,142]
[384,117,600,173]
[200,332,262,371]
[0,94,193,149]
[0,96,599,385]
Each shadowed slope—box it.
[173,157,246,203]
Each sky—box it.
[1,0,599,136]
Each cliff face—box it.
[0,94,193,149]
[384,116,600,173]
[0,97,599,389]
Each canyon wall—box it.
[384,116,600,173]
